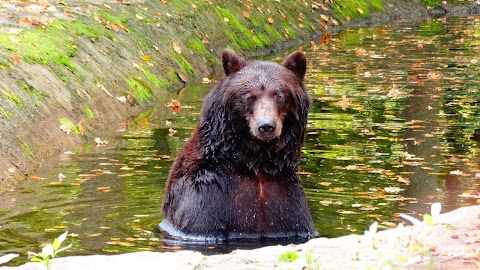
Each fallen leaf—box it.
[320,14,329,22]
[95,137,108,146]
[60,124,72,134]
[268,17,274,24]
[173,43,182,54]
[178,72,188,82]
[141,55,150,61]
[202,77,211,84]
[31,176,45,181]
[116,96,128,103]
[168,128,177,136]
[12,53,20,64]
[242,11,250,19]
[384,186,403,193]
[97,82,114,98]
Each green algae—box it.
[0,107,13,118]
[187,38,208,56]
[21,142,35,159]
[84,106,95,120]
[215,7,271,50]
[141,67,171,90]
[59,117,80,135]
[0,88,24,107]
[173,54,194,77]
[264,24,284,41]
[126,76,154,102]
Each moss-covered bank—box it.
[0,0,478,192]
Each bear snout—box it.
[257,118,276,136]
[249,96,283,141]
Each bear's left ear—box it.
[282,51,306,80]
[222,49,246,76]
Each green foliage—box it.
[0,107,13,118]
[59,118,80,135]
[173,54,195,77]
[0,88,23,107]
[125,76,154,102]
[17,80,45,100]
[278,251,299,263]
[364,203,441,269]
[215,7,271,49]
[141,67,170,90]
[21,142,35,159]
[264,24,284,40]
[333,0,383,20]
[187,38,208,56]
[84,106,95,120]
[30,231,71,270]
[0,23,76,68]
[281,22,297,39]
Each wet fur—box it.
[160,49,317,240]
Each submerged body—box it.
[160,49,317,240]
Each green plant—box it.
[278,250,299,263]
[84,106,95,120]
[29,231,71,270]
[59,118,80,135]
[305,249,320,270]
[364,203,441,270]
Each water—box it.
[1,17,480,265]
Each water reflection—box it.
[1,16,480,265]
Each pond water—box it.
[2,16,480,265]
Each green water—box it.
[1,17,480,265]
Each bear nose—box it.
[258,119,276,134]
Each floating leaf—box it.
[338,94,352,111]
[166,99,182,113]
[168,128,177,136]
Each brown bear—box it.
[160,49,317,240]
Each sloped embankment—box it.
[0,0,459,192]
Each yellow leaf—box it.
[142,55,150,61]
[357,8,364,14]
[173,42,182,54]
[242,11,250,19]
[268,17,274,24]
[320,14,329,22]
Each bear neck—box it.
[201,120,301,179]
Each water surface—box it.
[1,17,480,265]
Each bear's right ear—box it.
[282,51,306,80]
[222,49,246,76]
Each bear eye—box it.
[274,92,284,102]
[246,95,256,102]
